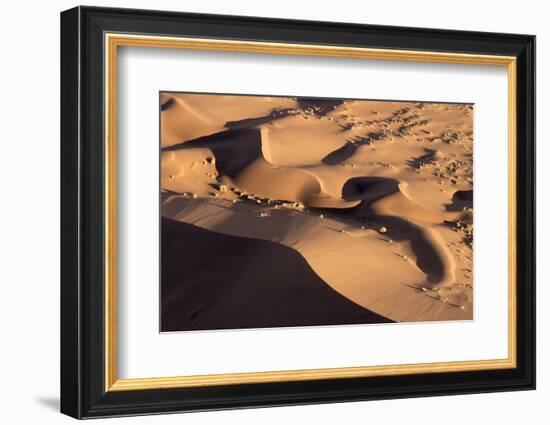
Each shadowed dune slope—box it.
[161,217,392,332]
[163,128,262,178]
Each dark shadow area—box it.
[407,148,437,169]
[296,97,343,115]
[224,108,294,129]
[160,97,175,111]
[162,128,262,178]
[322,142,358,165]
[445,189,473,211]
[161,217,392,332]
[342,176,399,203]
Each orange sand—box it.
[160,93,474,323]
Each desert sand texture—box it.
[159,92,474,331]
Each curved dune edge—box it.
[161,217,392,331]
[162,195,470,323]
[160,94,474,323]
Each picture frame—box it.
[60,5,535,419]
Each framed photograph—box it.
[60,6,535,419]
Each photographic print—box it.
[61,8,535,417]
[160,92,474,332]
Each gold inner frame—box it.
[104,33,517,392]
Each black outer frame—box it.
[60,5,535,419]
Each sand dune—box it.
[161,217,391,331]
[160,93,474,328]
[161,93,297,148]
